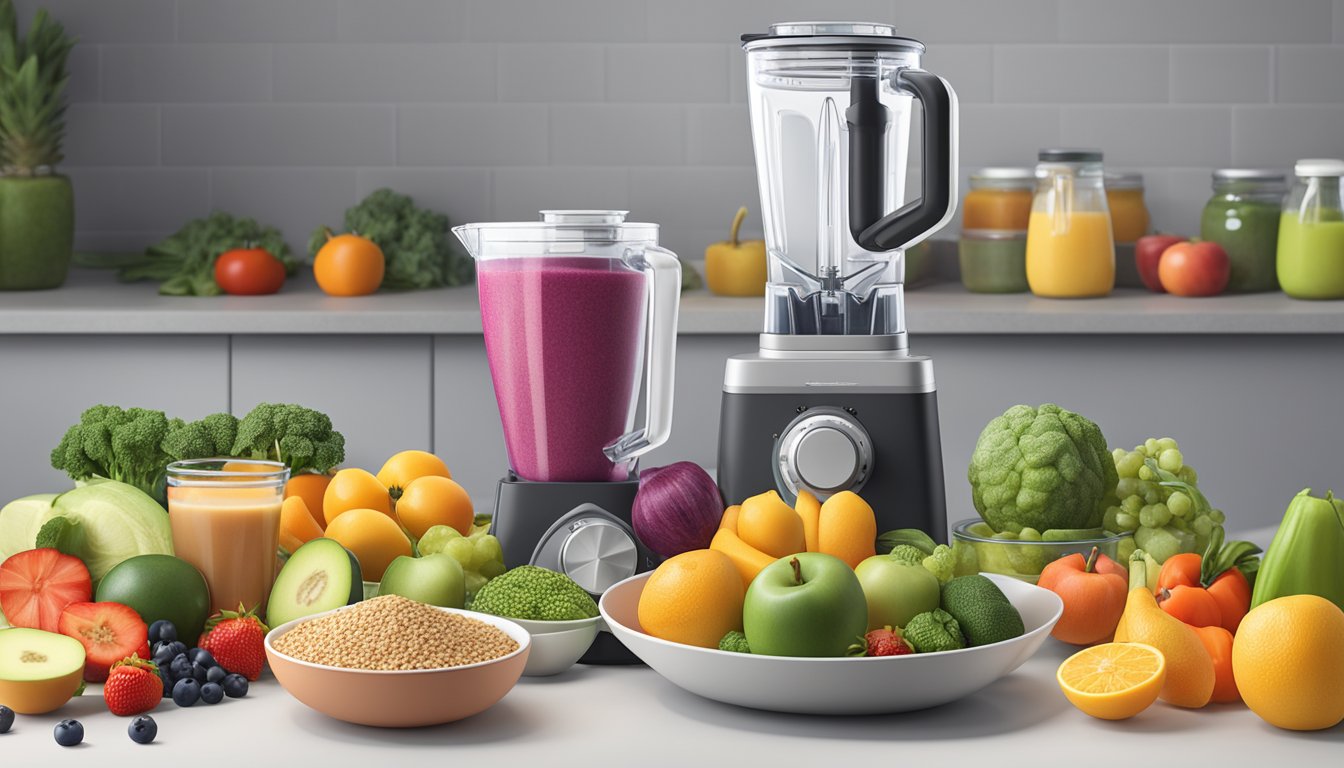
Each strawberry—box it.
[199,604,269,681]
[847,626,913,657]
[103,655,162,716]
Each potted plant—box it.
[0,0,74,290]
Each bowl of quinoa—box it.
[265,594,531,727]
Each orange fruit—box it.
[1057,642,1166,720]
[736,490,805,559]
[313,233,384,297]
[279,496,324,554]
[377,450,451,500]
[1192,625,1240,704]
[719,504,740,532]
[323,468,392,525]
[324,508,412,582]
[796,490,821,552]
[285,473,331,530]
[638,549,744,648]
[817,491,877,568]
[709,526,777,590]
[1232,594,1344,730]
[395,475,473,539]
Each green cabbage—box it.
[37,481,173,581]
[0,493,56,563]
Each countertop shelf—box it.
[3,268,1344,335]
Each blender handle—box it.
[855,69,959,252]
[603,244,681,465]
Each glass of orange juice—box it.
[166,459,289,616]
[1025,149,1116,298]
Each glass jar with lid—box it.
[1278,159,1344,300]
[1104,171,1150,243]
[963,168,1035,230]
[1200,169,1287,293]
[1025,149,1115,298]
[959,168,1032,293]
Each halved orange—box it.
[1057,642,1166,720]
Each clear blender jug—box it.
[743,22,958,336]
[453,211,681,482]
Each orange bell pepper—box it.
[1156,528,1259,634]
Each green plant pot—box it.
[0,174,74,290]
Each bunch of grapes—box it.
[417,525,507,599]
[1104,437,1225,563]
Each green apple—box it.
[854,555,941,631]
[742,552,868,657]
[377,553,466,608]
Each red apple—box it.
[1158,240,1230,297]
[1135,234,1185,293]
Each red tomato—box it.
[215,248,286,295]
[1158,240,1230,297]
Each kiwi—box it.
[267,538,362,628]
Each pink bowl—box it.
[264,605,531,727]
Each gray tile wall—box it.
[20,0,1344,262]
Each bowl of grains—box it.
[265,594,530,727]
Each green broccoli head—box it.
[50,405,174,502]
[717,630,750,654]
[887,544,927,567]
[231,403,345,475]
[902,609,966,653]
[967,403,1118,534]
[164,412,241,460]
[468,565,598,621]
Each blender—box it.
[453,211,680,663]
[719,22,958,538]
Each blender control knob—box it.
[776,409,872,497]
[559,519,639,594]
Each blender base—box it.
[490,475,654,665]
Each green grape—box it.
[1138,506,1157,529]
[1112,447,1127,463]
[416,524,461,555]
[470,534,504,571]
[1143,438,1160,455]
[1103,506,1123,532]
[1120,494,1143,515]
[1144,489,1161,505]
[1192,516,1213,537]
[479,558,506,579]
[1116,477,1143,498]
[464,571,488,600]
[1018,527,1043,542]
[1167,491,1192,517]
[1138,464,1156,481]
[1158,448,1183,472]
[1208,508,1225,524]
[991,531,1018,541]
[1115,512,1139,532]
[1156,437,1178,452]
[1148,502,1172,527]
[1115,451,1145,478]
[1114,535,1136,564]
[443,537,475,567]
[1180,466,1198,484]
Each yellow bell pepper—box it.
[705,207,767,297]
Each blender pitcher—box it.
[453,211,681,483]
[743,22,958,336]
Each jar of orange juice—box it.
[1025,149,1115,298]
[1104,171,1150,243]
[963,168,1035,230]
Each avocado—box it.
[939,575,1025,647]
[96,554,211,646]
[267,537,362,627]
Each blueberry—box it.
[148,620,171,644]
[191,663,209,683]
[159,668,175,698]
[222,674,248,699]
[200,682,224,705]
[0,704,13,733]
[166,641,187,658]
[206,665,227,684]
[53,719,83,747]
[172,677,201,707]
[128,715,157,745]
[169,654,192,680]
[188,648,217,668]
[152,644,175,666]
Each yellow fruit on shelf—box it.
[710,526,777,590]
[637,549,744,648]
[279,496,324,554]
[1232,594,1344,731]
[377,449,451,500]
[795,490,821,553]
[704,207,767,297]
[1057,642,1167,720]
[395,475,473,539]
[817,491,877,568]
[1113,554,1213,709]
[323,468,392,525]
[737,490,805,558]
[323,507,412,582]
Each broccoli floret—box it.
[888,544,927,567]
[468,565,598,621]
[922,544,957,584]
[230,403,345,475]
[903,609,966,653]
[308,188,473,291]
[164,412,240,460]
[50,405,174,502]
[717,630,750,654]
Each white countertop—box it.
[4,268,1344,335]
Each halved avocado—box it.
[0,627,86,714]
[267,538,362,627]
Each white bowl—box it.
[507,615,603,636]
[521,623,601,676]
[599,572,1063,715]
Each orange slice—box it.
[1057,642,1167,720]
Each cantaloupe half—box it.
[0,627,86,714]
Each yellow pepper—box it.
[705,207,767,297]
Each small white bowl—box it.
[502,615,601,676]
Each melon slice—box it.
[0,627,86,714]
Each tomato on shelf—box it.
[214,247,286,295]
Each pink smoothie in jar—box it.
[477,257,646,482]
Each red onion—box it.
[632,462,724,559]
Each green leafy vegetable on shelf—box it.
[117,211,294,296]
[308,188,472,291]
[230,403,345,475]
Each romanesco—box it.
[717,630,750,654]
[902,609,965,653]
[888,544,926,567]
[468,565,598,621]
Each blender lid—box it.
[452,210,658,244]
[1038,148,1103,163]
[742,21,925,52]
